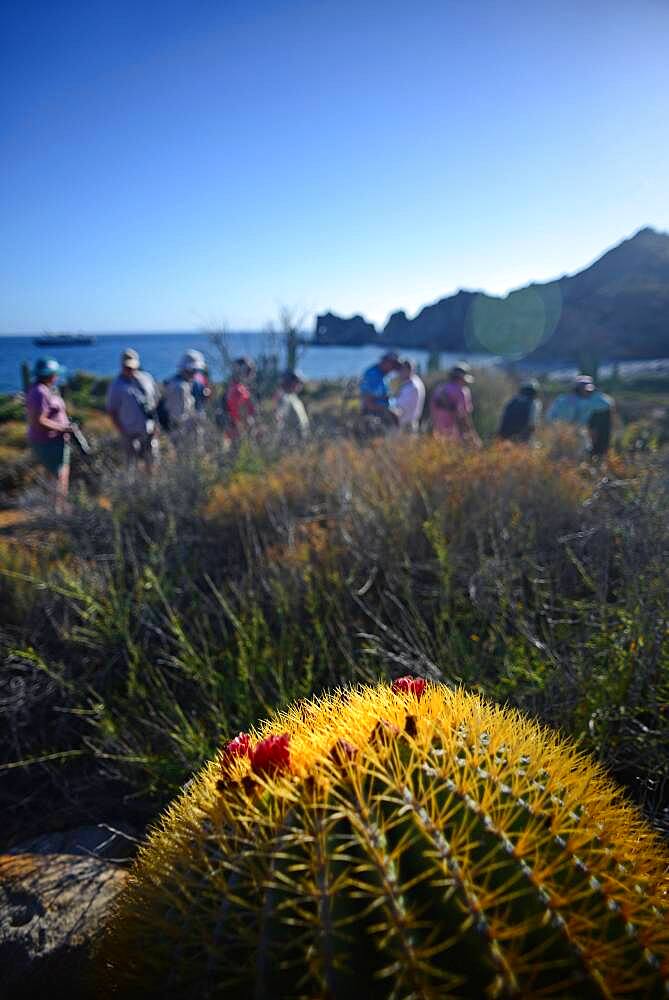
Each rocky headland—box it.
[313,227,669,361]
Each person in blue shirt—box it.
[360,352,401,422]
[546,375,614,456]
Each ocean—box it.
[2,333,667,395]
[0,332,494,395]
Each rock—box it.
[313,311,378,346]
[0,853,128,999]
[382,291,478,351]
[8,822,138,861]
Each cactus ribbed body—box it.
[99,682,669,998]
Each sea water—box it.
[0,332,495,394]
[3,332,667,395]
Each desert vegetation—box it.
[99,680,669,997]
[1,373,669,850]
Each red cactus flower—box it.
[392,676,427,699]
[224,732,251,760]
[251,733,291,776]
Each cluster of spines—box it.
[99,678,669,998]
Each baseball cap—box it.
[450,362,474,383]
[574,375,594,391]
[520,379,539,394]
[121,348,140,369]
[33,358,64,379]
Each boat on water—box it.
[33,333,96,347]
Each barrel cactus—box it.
[99,680,669,997]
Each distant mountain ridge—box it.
[314,227,669,361]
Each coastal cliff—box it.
[313,227,669,361]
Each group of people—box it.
[359,352,614,454]
[105,349,311,472]
[360,352,481,444]
[24,348,311,507]
[24,346,614,512]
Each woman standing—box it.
[26,358,72,512]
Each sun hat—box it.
[450,362,474,383]
[121,348,140,369]
[33,358,63,379]
[179,349,206,372]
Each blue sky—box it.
[2,0,668,333]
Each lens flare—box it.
[465,283,562,359]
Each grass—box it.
[0,368,668,847]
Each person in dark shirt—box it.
[498,381,542,443]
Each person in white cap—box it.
[106,348,161,473]
[163,352,201,434]
[546,375,593,425]
[184,350,211,413]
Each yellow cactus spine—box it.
[99,679,669,998]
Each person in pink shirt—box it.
[25,358,72,511]
[430,363,482,447]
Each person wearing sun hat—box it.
[161,349,210,447]
[25,358,72,511]
[430,361,481,446]
[106,348,161,473]
[181,349,211,412]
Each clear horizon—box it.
[2,0,668,333]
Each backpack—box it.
[499,395,533,440]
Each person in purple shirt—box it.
[25,358,72,512]
[430,363,482,447]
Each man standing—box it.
[106,348,160,473]
[163,352,201,445]
[430,363,481,446]
[359,352,401,424]
[545,376,588,426]
[546,375,614,456]
[498,380,542,443]
[390,358,425,432]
